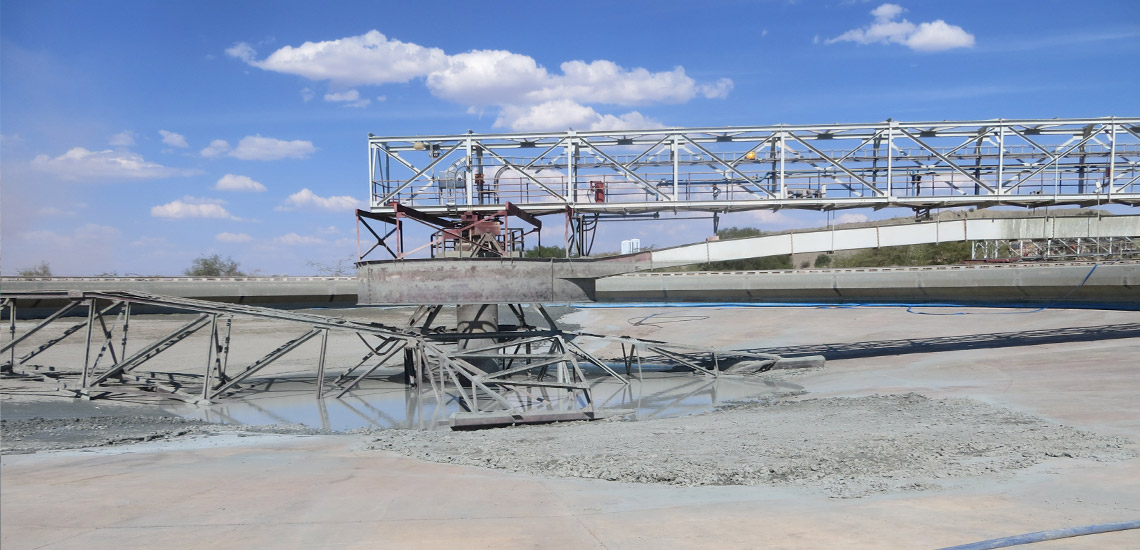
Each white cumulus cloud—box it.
[276,188,363,212]
[225,42,257,63]
[229,135,316,160]
[151,196,238,220]
[201,139,231,158]
[827,3,975,52]
[324,89,359,102]
[158,130,189,148]
[19,223,121,248]
[494,100,662,132]
[215,174,267,192]
[31,147,196,181]
[905,20,977,52]
[228,31,448,86]
[323,89,370,108]
[699,78,735,99]
[228,30,734,131]
[216,232,252,242]
[275,232,325,246]
[109,131,135,147]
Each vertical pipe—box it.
[456,304,499,372]
[396,214,404,257]
[566,132,576,205]
[998,122,1005,195]
[1108,119,1117,195]
[384,144,391,194]
[887,123,894,197]
[315,328,329,398]
[672,134,680,199]
[778,132,786,198]
[465,134,474,205]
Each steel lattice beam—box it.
[367,117,1140,216]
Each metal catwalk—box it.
[367,117,1140,216]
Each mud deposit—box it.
[0,416,325,454]
[369,393,1135,498]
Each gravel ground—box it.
[0,415,328,454]
[368,393,1136,498]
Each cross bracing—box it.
[368,117,1140,216]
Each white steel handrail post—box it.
[368,142,375,207]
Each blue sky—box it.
[2,0,1138,275]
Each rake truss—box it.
[2,292,781,424]
[368,117,1140,217]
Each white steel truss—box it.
[367,117,1140,216]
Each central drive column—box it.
[456,303,499,372]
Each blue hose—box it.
[937,519,1140,550]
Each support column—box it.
[456,303,500,372]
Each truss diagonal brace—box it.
[787,134,885,197]
[681,135,774,198]
[479,146,567,201]
[88,314,211,387]
[210,328,323,399]
[334,338,406,398]
[1001,127,1106,193]
[0,300,84,357]
[580,139,673,201]
[7,301,119,367]
[898,128,995,194]
[377,141,464,204]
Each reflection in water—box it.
[183,367,802,431]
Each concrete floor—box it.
[3,305,1140,549]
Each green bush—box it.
[184,254,244,276]
[832,242,970,268]
[524,245,568,258]
[17,261,52,277]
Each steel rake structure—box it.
[368,117,1140,217]
[2,291,784,426]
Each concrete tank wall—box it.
[595,262,1140,307]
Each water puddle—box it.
[178,370,802,431]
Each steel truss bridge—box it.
[368,117,1140,220]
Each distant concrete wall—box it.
[597,262,1140,306]
[1,277,357,314]
[5,263,1138,315]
